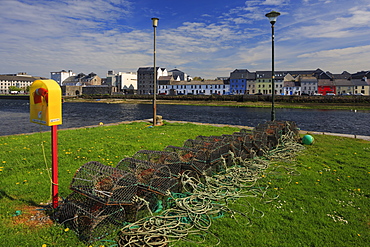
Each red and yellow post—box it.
[30,79,62,208]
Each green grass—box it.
[0,122,369,246]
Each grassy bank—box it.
[0,122,369,246]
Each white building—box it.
[0,73,39,94]
[50,70,76,85]
[158,79,230,95]
[106,71,137,91]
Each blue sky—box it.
[1,0,369,79]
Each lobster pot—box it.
[184,136,227,150]
[278,121,300,140]
[123,190,166,222]
[117,157,179,195]
[221,134,234,142]
[207,143,232,165]
[194,135,225,143]
[239,128,253,134]
[251,130,269,156]
[189,150,221,176]
[241,134,257,159]
[131,150,182,177]
[54,192,127,243]
[183,138,210,150]
[254,121,296,149]
[230,138,248,160]
[164,145,196,172]
[70,161,138,205]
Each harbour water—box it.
[1,99,369,136]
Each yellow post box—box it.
[30,79,62,126]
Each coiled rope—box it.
[118,132,304,246]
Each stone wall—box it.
[82,86,114,95]
[62,86,82,96]
[62,86,116,96]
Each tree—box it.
[193,77,203,81]
[9,86,22,92]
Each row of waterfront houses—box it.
[1,68,370,96]
[229,69,370,96]
[140,67,370,96]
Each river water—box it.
[1,99,369,136]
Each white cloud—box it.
[298,45,370,58]
[262,0,289,5]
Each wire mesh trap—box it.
[70,161,138,205]
[131,150,184,177]
[116,157,179,196]
[55,120,301,245]
[53,192,126,243]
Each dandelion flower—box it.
[64,228,69,232]
[295,182,299,184]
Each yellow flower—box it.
[2,161,6,163]
[337,179,340,181]
[42,244,47,247]
[64,228,69,232]
[295,182,299,184]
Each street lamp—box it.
[152,17,159,126]
[265,11,280,122]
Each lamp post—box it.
[265,11,280,122]
[152,17,159,126]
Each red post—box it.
[51,125,58,208]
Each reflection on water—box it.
[0,99,369,136]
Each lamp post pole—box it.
[265,11,280,122]
[152,18,159,126]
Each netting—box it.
[132,150,183,177]
[116,157,179,195]
[53,192,126,243]
[53,120,302,244]
[70,161,138,205]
